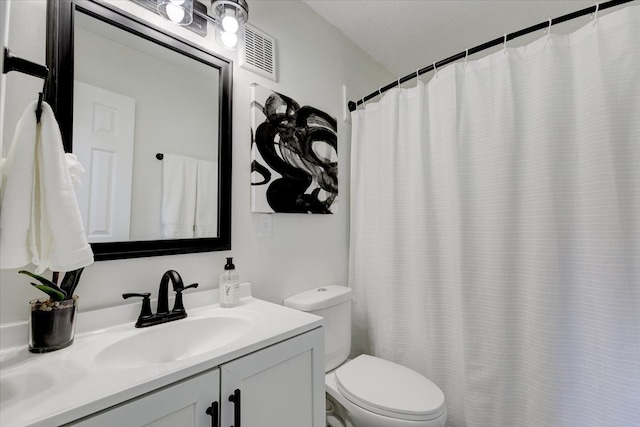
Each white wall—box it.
[2,0,47,156]
[0,0,10,150]
[0,0,392,324]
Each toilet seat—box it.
[335,355,446,422]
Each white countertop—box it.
[0,284,323,427]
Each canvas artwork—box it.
[250,84,338,214]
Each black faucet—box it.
[123,270,198,328]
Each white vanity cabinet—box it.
[1,289,325,427]
[66,369,220,427]
[220,327,324,427]
[65,328,324,427]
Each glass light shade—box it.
[212,0,248,50]
[157,0,194,26]
[215,19,243,49]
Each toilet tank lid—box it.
[283,286,352,311]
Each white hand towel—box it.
[0,101,94,273]
[65,153,85,192]
[1,103,38,269]
[195,159,218,238]
[161,154,197,239]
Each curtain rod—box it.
[348,0,636,112]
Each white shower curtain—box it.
[349,6,639,427]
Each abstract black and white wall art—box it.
[251,84,338,214]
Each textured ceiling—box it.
[302,1,600,79]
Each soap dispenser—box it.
[219,257,240,307]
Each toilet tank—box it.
[284,286,352,372]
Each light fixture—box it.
[211,0,249,50]
[155,0,249,50]
[157,0,194,26]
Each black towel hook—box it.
[3,48,49,123]
[35,78,48,123]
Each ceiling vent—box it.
[241,24,277,82]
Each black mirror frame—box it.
[46,0,232,261]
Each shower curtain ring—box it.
[416,68,421,83]
[397,77,402,89]
[433,62,438,79]
[547,18,553,40]
[592,3,600,25]
[464,48,469,69]
[503,33,508,54]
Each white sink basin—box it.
[95,315,252,369]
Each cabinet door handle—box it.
[205,401,219,427]
[228,389,241,427]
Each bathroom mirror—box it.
[46,0,232,260]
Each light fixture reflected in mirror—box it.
[157,0,194,25]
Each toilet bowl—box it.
[284,286,447,427]
[326,355,447,427]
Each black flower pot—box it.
[28,296,78,353]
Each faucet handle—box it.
[172,283,199,314]
[123,292,153,324]
[123,292,152,299]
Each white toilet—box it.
[284,286,447,427]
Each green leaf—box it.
[20,270,68,300]
[30,283,66,301]
[19,270,57,288]
[60,267,84,298]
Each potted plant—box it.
[19,268,85,353]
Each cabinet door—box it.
[67,369,220,427]
[221,328,325,427]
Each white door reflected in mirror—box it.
[73,81,135,243]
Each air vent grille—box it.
[241,25,277,81]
